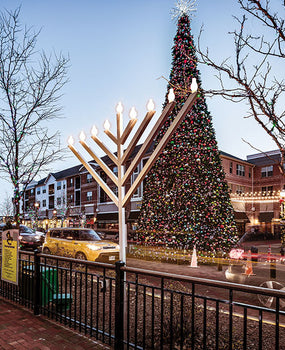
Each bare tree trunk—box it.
[0,8,69,223]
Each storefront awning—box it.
[96,213,118,223]
[258,212,274,223]
[234,211,250,223]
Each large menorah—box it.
[68,79,198,262]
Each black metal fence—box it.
[1,250,285,349]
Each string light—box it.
[137,12,238,254]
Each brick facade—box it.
[20,148,285,236]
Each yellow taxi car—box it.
[42,228,119,263]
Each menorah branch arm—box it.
[104,129,117,144]
[91,135,118,166]
[123,91,198,206]
[122,101,175,186]
[122,110,155,165]
[68,144,118,206]
[120,119,137,145]
[80,141,118,186]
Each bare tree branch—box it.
[0,8,69,224]
[0,192,14,218]
[195,0,284,175]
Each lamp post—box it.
[34,202,39,229]
[68,83,198,263]
[280,189,285,246]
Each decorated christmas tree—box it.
[138,1,238,254]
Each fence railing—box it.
[1,250,285,349]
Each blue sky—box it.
[0,0,281,199]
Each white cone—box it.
[190,245,198,268]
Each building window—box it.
[75,191,80,206]
[228,183,233,193]
[57,197,62,206]
[236,164,245,176]
[229,162,233,174]
[113,166,118,175]
[74,176,81,206]
[87,191,92,201]
[49,184,54,195]
[87,174,92,183]
[70,178,73,185]
[249,168,251,178]
[43,187,46,194]
[132,165,140,197]
[112,186,118,196]
[236,185,245,194]
[99,171,108,203]
[49,198,54,209]
[42,199,46,207]
[261,165,273,178]
[57,181,62,190]
[31,189,34,194]
[261,186,273,196]
[68,195,73,205]
[37,188,41,195]
[75,176,80,189]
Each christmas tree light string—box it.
[137,9,239,256]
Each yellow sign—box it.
[1,229,19,285]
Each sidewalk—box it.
[0,298,112,350]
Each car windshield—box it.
[19,226,34,234]
[79,230,102,241]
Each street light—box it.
[68,83,198,263]
[34,202,39,228]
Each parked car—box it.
[0,223,45,250]
[42,228,120,264]
[18,225,45,250]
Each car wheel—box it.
[75,252,87,261]
[42,247,51,254]
[258,281,285,308]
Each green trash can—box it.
[21,265,57,306]
[21,265,72,310]
[40,267,58,306]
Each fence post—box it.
[115,260,125,350]
[270,258,276,279]
[33,249,41,315]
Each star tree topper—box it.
[171,0,197,20]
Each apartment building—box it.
[20,148,285,236]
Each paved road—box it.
[126,240,285,311]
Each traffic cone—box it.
[190,245,198,268]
